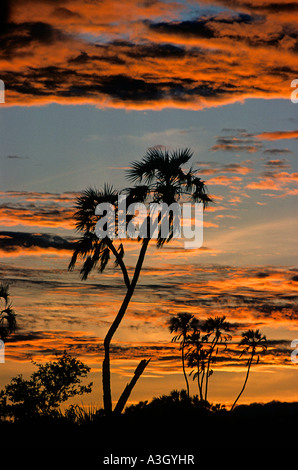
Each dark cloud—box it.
[5,64,232,103]
[2,154,29,160]
[248,1,298,14]
[2,67,78,97]
[198,161,253,175]
[53,6,82,19]
[199,0,298,15]
[222,128,248,133]
[123,41,187,59]
[91,74,162,102]
[263,149,292,155]
[265,159,290,169]
[211,130,262,153]
[254,271,271,278]
[0,0,12,29]
[0,21,67,59]
[253,300,298,320]
[0,231,75,252]
[147,18,216,39]
[147,14,254,40]
[68,49,125,66]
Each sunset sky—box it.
[0,0,298,408]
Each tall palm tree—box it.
[69,148,212,414]
[231,329,267,411]
[202,316,231,401]
[0,283,17,341]
[168,313,199,397]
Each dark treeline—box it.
[0,393,297,455]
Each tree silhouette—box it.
[231,329,267,411]
[0,283,16,341]
[202,316,231,401]
[170,314,232,402]
[186,328,210,401]
[69,147,212,414]
[0,351,92,420]
[168,313,199,397]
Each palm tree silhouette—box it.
[185,328,209,401]
[0,283,16,341]
[202,316,231,401]
[69,148,212,414]
[168,313,199,397]
[231,329,267,411]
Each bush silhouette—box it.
[0,351,92,420]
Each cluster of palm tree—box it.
[169,313,267,409]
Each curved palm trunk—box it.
[231,355,253,411]
[103,238,150,414]
[204,343,214,401]
[200,367,205,401]
[204,337,219,401]
[197,362,203,401]
[181,341,190,397]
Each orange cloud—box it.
[256,130,298,141]
[247,171,298,192]
[207,175,242,186]
[0,0,297,109]
[0,206,75,229]
[0,191,77,230]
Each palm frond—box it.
[171,333,183,343]
[68,250,79,271]
[0,303,17,340]
[169,148,193,168]
[190,177,213,207]
[74,185,118,233]
[68,233,98,271]
[80,256,95,281]
[238,329,267,360]
[78,241,111,280]
[0,284,9,304]
[124,185,150,203]
[127,148,162,183]
[99,247,110,273]
[127,148,191,185]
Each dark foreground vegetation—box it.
[1,393,297,459]
[0,353,295,465]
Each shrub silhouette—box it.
[0,351,92,420]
